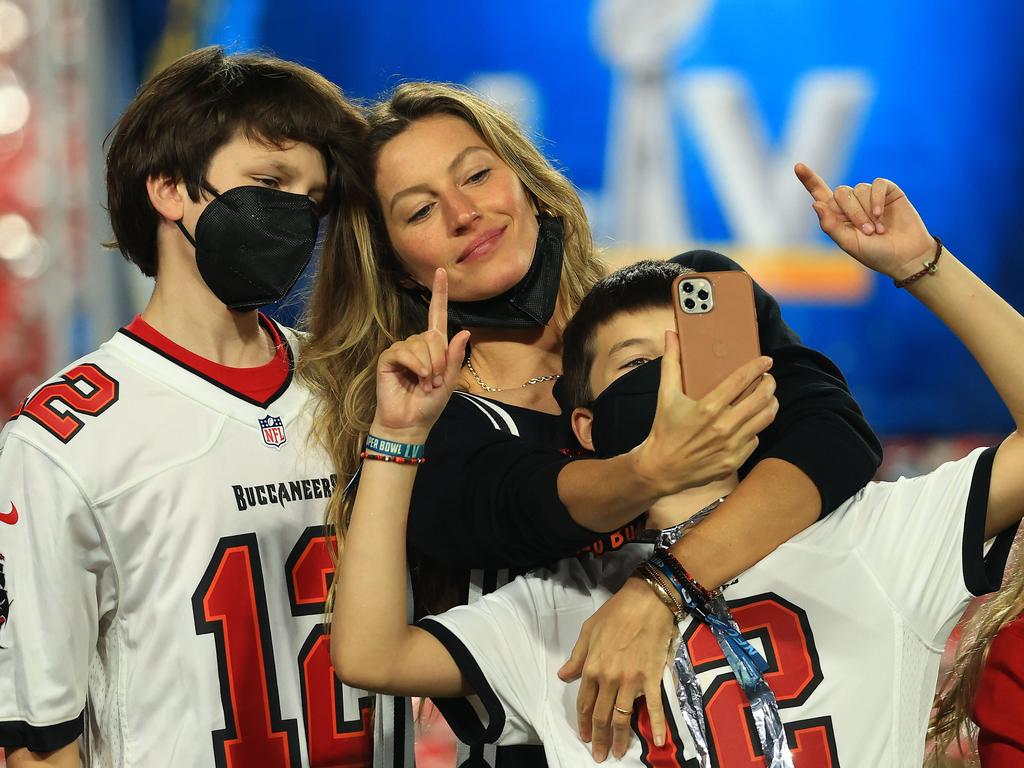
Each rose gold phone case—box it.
[672,271,761,400]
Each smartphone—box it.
[672,271,761,400]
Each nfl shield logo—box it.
[258,415,287,449]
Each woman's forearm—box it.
[333,442,469,698]
[667,458,819,589]
[558,451,666,533]
[907,249,1024,431]
[332,459,419,691]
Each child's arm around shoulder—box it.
[331,268,473,698]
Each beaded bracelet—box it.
[633,562,685,624]
[893,236,943,289]
[359,451,426,465]
[365,433,426,459]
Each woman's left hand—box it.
[795,162,936,282]
[558,577,675,761]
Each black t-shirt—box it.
[409,250,882,572]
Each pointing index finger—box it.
[428,268,448,336]
[794,162,834,204]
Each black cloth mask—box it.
[441,215,565,329]
[589,356,662,458]
[176,184,319,311]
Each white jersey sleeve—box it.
[831,445,1013,645]
[417,577,546,748]
[0,429,117,751]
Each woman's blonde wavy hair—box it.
[928,531,1024,764]
[299,82,605,602]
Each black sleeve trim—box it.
[752,408,881,519]
[0,711,83,751]
[962,445,1019,596]
[416,617,506,746]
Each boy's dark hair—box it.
[105,46,366,276]
[561,259,689,410]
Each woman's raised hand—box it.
[372,268,471,441]
[795,162,935,282]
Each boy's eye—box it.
[407,203,433,223]
[254,176,281,189]
[620,357,651,370]
[466,168,490,184]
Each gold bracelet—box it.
[642,572,685,624]
[634,562,685,623]
[643,563,685,616]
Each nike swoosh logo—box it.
[0,503,18,525]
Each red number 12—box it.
[634,594,839,767]
[193,530,372,768]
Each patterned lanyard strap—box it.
[644,499,795,768]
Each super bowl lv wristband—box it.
[364,433,426,459]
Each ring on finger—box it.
[613,705,631,715]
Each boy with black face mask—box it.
[0,47,410,767]
[330,167,1024,767]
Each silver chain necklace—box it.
[465,356,561,393]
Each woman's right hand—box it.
[633,330,777,496]
[371,268,471,443]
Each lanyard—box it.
[644,500,794,768]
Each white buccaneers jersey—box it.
[420,446,1017,767]
[0,324,410,767]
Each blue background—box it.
[117,0,1024,435]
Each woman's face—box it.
[374,114,540,302]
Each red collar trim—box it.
[120,314,293,407]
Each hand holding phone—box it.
[672,271,761,401]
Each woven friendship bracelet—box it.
[651,550,712,607]
[359,451,426,465]
[365,433,426,459]
[649,558,699,619]
[893,236,943,289]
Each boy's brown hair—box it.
[105,46,366,276]
[560,259,688,410]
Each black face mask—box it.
[176,184,320,311]
[589,356,662,458]
[439,215,565,329]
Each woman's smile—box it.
[458,225,508,264]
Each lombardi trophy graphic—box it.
[594,0,712,246]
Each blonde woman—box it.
[301,82,881,765]
[930,544,1024,765]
